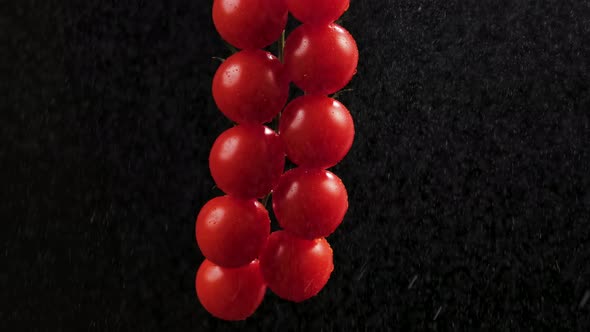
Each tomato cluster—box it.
[196,0,357,320]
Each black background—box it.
[4,0,590,330]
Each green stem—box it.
[271,30,287,132]
[331,88,354,99]
[260,31,287,220]
[224,41,238,54]
[278,30,285,63]
[261,193,271,208]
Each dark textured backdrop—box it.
[4,0,590,330]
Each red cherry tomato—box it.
[259,231,333,302]
[284,23,358,95]
[213,0,288,50]
[273,168,348,239]
[279,95,354,168]
[196,259,266,321]
[287,0,349,24]
[213,50,289,124]
[196,196,270,268]
[209,124,285,198]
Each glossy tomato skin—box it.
[213,0,288,50]
[273,168,348,239]
[196,196,270,268]
[196,259,266,321]
[209,124,285,199]
[259,231,333,302]
[213,50,289,124]
[284,23,358,95]
[287,0,349,24]
[279,95,354,168]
